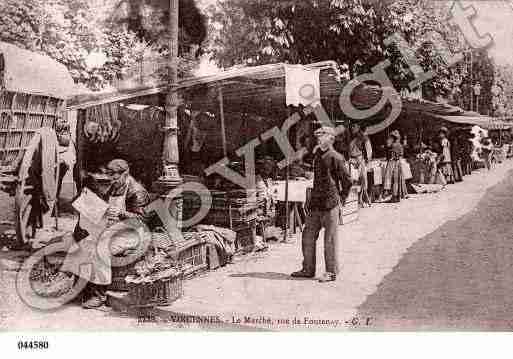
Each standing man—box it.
[349,123,373,207]
[291,127,352,283]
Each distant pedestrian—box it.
[437,127,455,184]
[381,131,408,203]
[349,123,373,208]
[481,137,493,170]
[291,126,352,283]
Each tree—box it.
[0,0,207,90]
[207,0,468,99]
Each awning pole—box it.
[217,86,228,158]
[283,107,291,242]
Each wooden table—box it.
[271,180,312,234]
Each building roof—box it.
[0,41,75,99]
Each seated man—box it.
[66,159,151,309]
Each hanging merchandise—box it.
[83,103,121,144]
[285,65,321,107]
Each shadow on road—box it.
[229,272,311,281]
[356,170,513,331]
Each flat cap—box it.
[106,159,129,173]
[314,126,336,137]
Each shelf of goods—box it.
[182,189,258,252]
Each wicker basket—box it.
[128,273,183,308]
[109,262,137,292]
[177,240,208,277]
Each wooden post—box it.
[283,107,291,242]
[74,109,86,192]
[217,87,228,158]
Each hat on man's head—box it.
[439,126,449,134]
[106,159,129,173]
[390,130,401,139]
[314,126,336,137]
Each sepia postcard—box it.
[2,2,513,351]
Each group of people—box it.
[291,122,505,284]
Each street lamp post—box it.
[154,0,183,221]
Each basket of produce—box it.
[126,268,183,308]
[125,248,184,307]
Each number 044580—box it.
[17,341,49,350]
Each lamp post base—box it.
[153,164,184,232]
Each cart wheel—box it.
[15,130,60,247]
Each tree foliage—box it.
[207,0,475,100]
[0,0,207,91]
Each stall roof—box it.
[0,42,75,100]
[70,59,493,133]
[68,61,343,112]
[429,113,513,130]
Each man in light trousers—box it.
[292,126,351,283]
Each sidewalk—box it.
[1,161,512,331]
[166,161,513,330]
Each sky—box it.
[468,0,513,65]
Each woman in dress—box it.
[382,130,408,203]
[437,127,455,184]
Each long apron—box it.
[62,184,136,285]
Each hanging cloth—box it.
[285,65,321,107]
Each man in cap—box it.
[291,126,352,282]
[72,159,151,309]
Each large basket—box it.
[128,274,183,308]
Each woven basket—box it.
[128,274,183,308]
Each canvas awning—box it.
[68,61,344,115]
[428,113,513,130]
[0,41,75,99]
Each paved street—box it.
[1,161,513,330]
